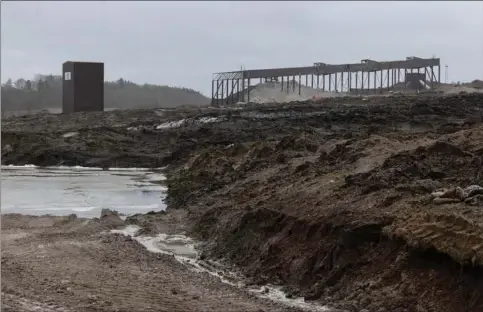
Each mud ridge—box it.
[161,95,483,311]
[189,206,483,311]
[6,93,483,311]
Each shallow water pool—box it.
[1,165,167,218]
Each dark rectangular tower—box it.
[62,61,104,113]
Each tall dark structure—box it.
[62,61,104,113]
[211,56,441,105]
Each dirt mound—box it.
[435,82,483,95]
[3,93,483,168]
[345,141,479,194]
[387,213,483,266]
[6,93,483,311]
[247,81,340,104]
[163,102,483,311]
[468,80,483,89]
[276,132,321,154]
[192,203,483,311]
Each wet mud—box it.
[4,93,483,311]
[1,211,300,312]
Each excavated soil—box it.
[1,211,298,312]
[3,93,483,311]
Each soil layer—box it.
[4,93,483,311]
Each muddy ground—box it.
[3,93,483,311]
[1,211,300,312]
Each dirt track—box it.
[1,211,300,312]
[4,93,483,311]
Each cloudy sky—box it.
[2,1,482,95]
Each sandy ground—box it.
[1,212,302,312]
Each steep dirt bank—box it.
[163,94,483,311]
[4,93,483,311]
[166,128,483,311]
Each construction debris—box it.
[432,185,483,205]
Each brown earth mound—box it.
[163,94,483,311]
[4,93,483,311]
[170,126,483,311]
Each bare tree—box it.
[4,78,13,88]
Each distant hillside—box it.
[1,75,210,114]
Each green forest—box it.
[1,75,210,114]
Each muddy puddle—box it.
[1,165,167,218]
[110,225,331,312]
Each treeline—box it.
[1,75,210,113]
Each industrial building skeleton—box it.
[211,56,441,105]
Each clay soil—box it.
[3,93,483,311]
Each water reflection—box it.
[1,166,167,218]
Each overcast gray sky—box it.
[2,1,482,95]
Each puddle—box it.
[110,225,330,312]
[1,166,167,218]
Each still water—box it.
[1,165,167,218]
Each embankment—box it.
[163,93,483,311]
[4,93,483,311]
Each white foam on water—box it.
[250,286,330,312]
[4,164,38,169]
[145,173,167,182]
[110,225,330,312]
[110,225,244,287]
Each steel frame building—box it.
[211,56,441,105]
